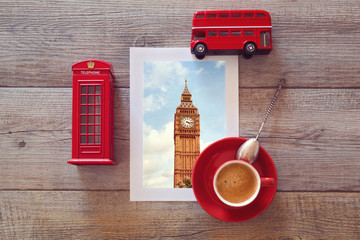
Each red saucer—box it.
[192,137,277,222]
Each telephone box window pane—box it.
[77,84,103,147]
[88,86,94,94]
[88,116,94,124]
[88,96,94,104]
[95,96,101,104]
[81,86,86,94]
[95,86,101,94]
[81,116,86,124]
[88,125,94,133]
[88,105,94,114]
[95,116,101,124]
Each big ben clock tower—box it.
[174,79,200,188]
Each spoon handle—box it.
[255,78,285,140]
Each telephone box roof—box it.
[72,59,114,75]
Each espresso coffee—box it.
[215,163,258,204]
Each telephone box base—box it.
[68,158,117,165]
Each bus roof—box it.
[194,10,270,17]
[192,10,271,28]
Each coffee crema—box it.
[215,163,258,204]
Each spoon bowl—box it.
[236,138,259,164]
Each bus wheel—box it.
[194,43,207,59]
[244,42,256,55]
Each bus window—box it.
[207,14,216,18]
[194,32,205,40]
[256,13,266,17]
[232,13,242,18]
[208,31,217,36]
[219,31,229,36]
[196,14,204,18]
[245,13,254,17]
[231,31,241,36]
[219,13,229,18]
[244,31,254,36]
[260,31,271,47]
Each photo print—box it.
[143,61,226,189]
[130,48,238,201]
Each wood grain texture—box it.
[1,88,359,191]
[0,88,129,190]
[1,0,360,239]
[239,88,360,191]
[0,191,359,239]
[1,0,360,87]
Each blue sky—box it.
[143,60,226,188]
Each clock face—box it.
[181,117,194,128]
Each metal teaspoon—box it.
[236,78,286,164]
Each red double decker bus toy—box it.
[68,60,116,165]
[191,10,272,59]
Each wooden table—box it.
[1,1,359,239]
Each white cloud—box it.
[215,61,225,69]
[143,94,167,113]
[196,67,204,75]
[144,61,190,89]
[143,61,189,113]
[143,121,174,188]
[142,124,219,188]
[143,94,159,112]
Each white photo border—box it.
[130,48,239,201]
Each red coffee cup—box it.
[213,160,275,207]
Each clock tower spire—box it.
[173,79,200,188]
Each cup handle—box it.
[261,177,275,187]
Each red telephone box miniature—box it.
[68,60,116,165]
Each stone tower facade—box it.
[173,80,200,188]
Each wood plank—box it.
[0,0,359,238]
[240,1,360,88]
[0,191,358,239]
[0,0,360,87]
[240,88,360,191]
[0,88,359,191]
[0,88,129,190]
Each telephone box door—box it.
[78,80,105,159]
